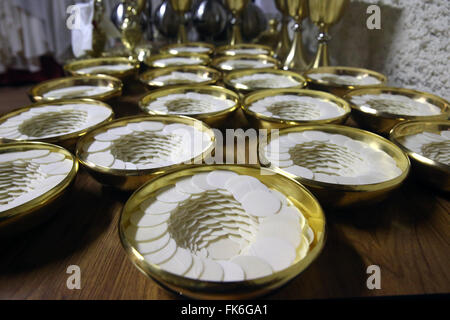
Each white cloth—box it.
[71,1,94,58]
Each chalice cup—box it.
[308,0,349,68]
[224,0,250,45]
[283,0,309,72]
[169,0,193,43]
[274,0,291,61]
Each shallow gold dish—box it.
[29,75,123,103]
[0,99,114,151]
[119,164,326,299]
[216,44,274,57]
[390,120,450,192]
[0,142,79,237]
[144,52,211,68]
[64,57,140,80]
[304,66,387,97]
[139,66,221,89]
[211,54,280,72]
[243,89,351,130]
[159,42,215,56]
[344,87,450,136]
[138,85,240,128]
[223,69,307,96]
[76,115,216,191]
[259,124,410,207]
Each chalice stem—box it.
[177,23,188,43]
[310,31,331,68]
[283,22,308,72]
[229,16,243,45]
[275,16,291,60]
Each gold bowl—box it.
[64,57,140,80]
[76,115,216,191]
[344,87,450,136]
[211,54,280,72]
[259,124,410,207]
[139,65,221,89]
[243,88,351,130]
[29,75,123,103]
[216,44,274,57]
[304,66,387,97]
[0,99,114,151]
[119,164,326,299]
[159,42,215,56]
[390,120,450,192]
[224,69,307,96]
[0,142,79,237]
[138,85,240,128]
[143,52,211,68]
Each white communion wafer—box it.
[125,223,168,242]
[257,216,301,247]
[144,238,177,264]
[248,237,296,271]
[216,260,245,282]
[133,232,171,254]
[240,190,281,217]
[231,255,273,280]
[200,258,224,281]
[156,187,191,203]
[207,237,241,260]
[184,255,205,279]
[158,247,193,276]
[86,152,114,167]
[191,172,217,191]
[206,170,238,189]
[140,199,178,215]
[130,210,171,227]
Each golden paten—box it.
[0,142,79,237]
[0,99,114,151]
[139,65,222,90]
[138,85,240,128]
[243,88,351,130]
[215,44,274,57]
[29,75,123,103]
[63,57,140,80]
[144,52,211,68]
[344,87,449,136]
[159,42,215,56]
[76,115,216,191]
[211,54,280,72]
[118,164,326,299]
[259,124,410,207]
[390,120,450,192]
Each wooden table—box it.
[0,85,448,300]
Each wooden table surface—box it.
[0,84,448,300]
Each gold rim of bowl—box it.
[75,115,216,189]
[29,75,123,102]
[159,42,215,56]
[243,88,351,129]
[118,164,326,299]
[143,52,211,68]
[139,65,222,89]
[0,99,115,148]
[304,66,387,90]
[63,57,140,79]
[215,44,274,57]
[0,142,79,221]
[259,124,411,207]
[390,120,450,191]
[138,85,240,123]
[211,54,280,72]
[223,68,307,95]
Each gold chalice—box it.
[274,0,292,61]
[308,0,349,68]
[224,0,250,45]
[283,0,309,72]
[120,0,143,56]
[169,0,193,43]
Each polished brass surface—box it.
[308,0,349,68]
[274,0,292,61]
[120,0,144,55]
[169,0,193,43]
[119,164,326,299]
[64,57,140,80]
[344,87,449,135]
[160,42,215,56]
[224,0,250,45]
[243,88,351,129]
[283,0,309,72]
[305,66,387,97]
[143,52,211,68]
[390,120,450,192]
[29,75,123,103]
[76,115,216,191]
[215,44,274,57]
[139,65,221,89]
[0,142,79,237]
[259,124,410,207]
[138,85,240,128]
[0,99,114,151]
[211,54,280,72]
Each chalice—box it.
[120,0,143,56]
[283,0,309,72]
[274,0,291,61]
[169,0,193,43]
[308,0,349,68]
[224,0,250,45]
